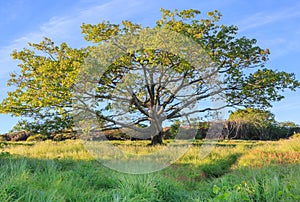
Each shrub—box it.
[162,127,173,139]
[52,133,78,141]
[0,135,9,141]
[6,131,31,141]
[26,134,47,142]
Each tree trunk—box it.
[150,131,164,145]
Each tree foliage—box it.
[227,108,275,139]
[227,108,300,140]
[0,38,87,134]
[76,9,299,144]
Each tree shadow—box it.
[199,153,242,178]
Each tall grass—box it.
[1,135,300,201]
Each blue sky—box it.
[0,0,300,133]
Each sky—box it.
[0,0,300,133]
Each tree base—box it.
[150,132,164,145]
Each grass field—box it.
[1,135,300,201]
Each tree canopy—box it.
[227,108,300,140]
[227,108,275,139]
[1,9,299,142]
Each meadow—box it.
[1,135,300,201]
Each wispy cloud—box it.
[0,0,150,133]
[0,0,147,77]
[258,37,300,59]
[271,99,300,123]
[234,4,300,59]
[272,101,300,112]
[237,6,300,32]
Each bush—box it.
[162,127,173,139]
[0,135,9,141]
[26,134,47,142]
[6,131,31,141]
[52,133,78,141]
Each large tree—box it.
[74,9,299,144]
[1,9,299,143]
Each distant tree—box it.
[279,121,299,128]
[278,121,300,138]
[228,108,276,139]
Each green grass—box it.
[1,136,300,201]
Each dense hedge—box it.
[0,131,31,141]
[1,124,299,142]
[223,122,300,140]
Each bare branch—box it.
[166,88,223,119]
